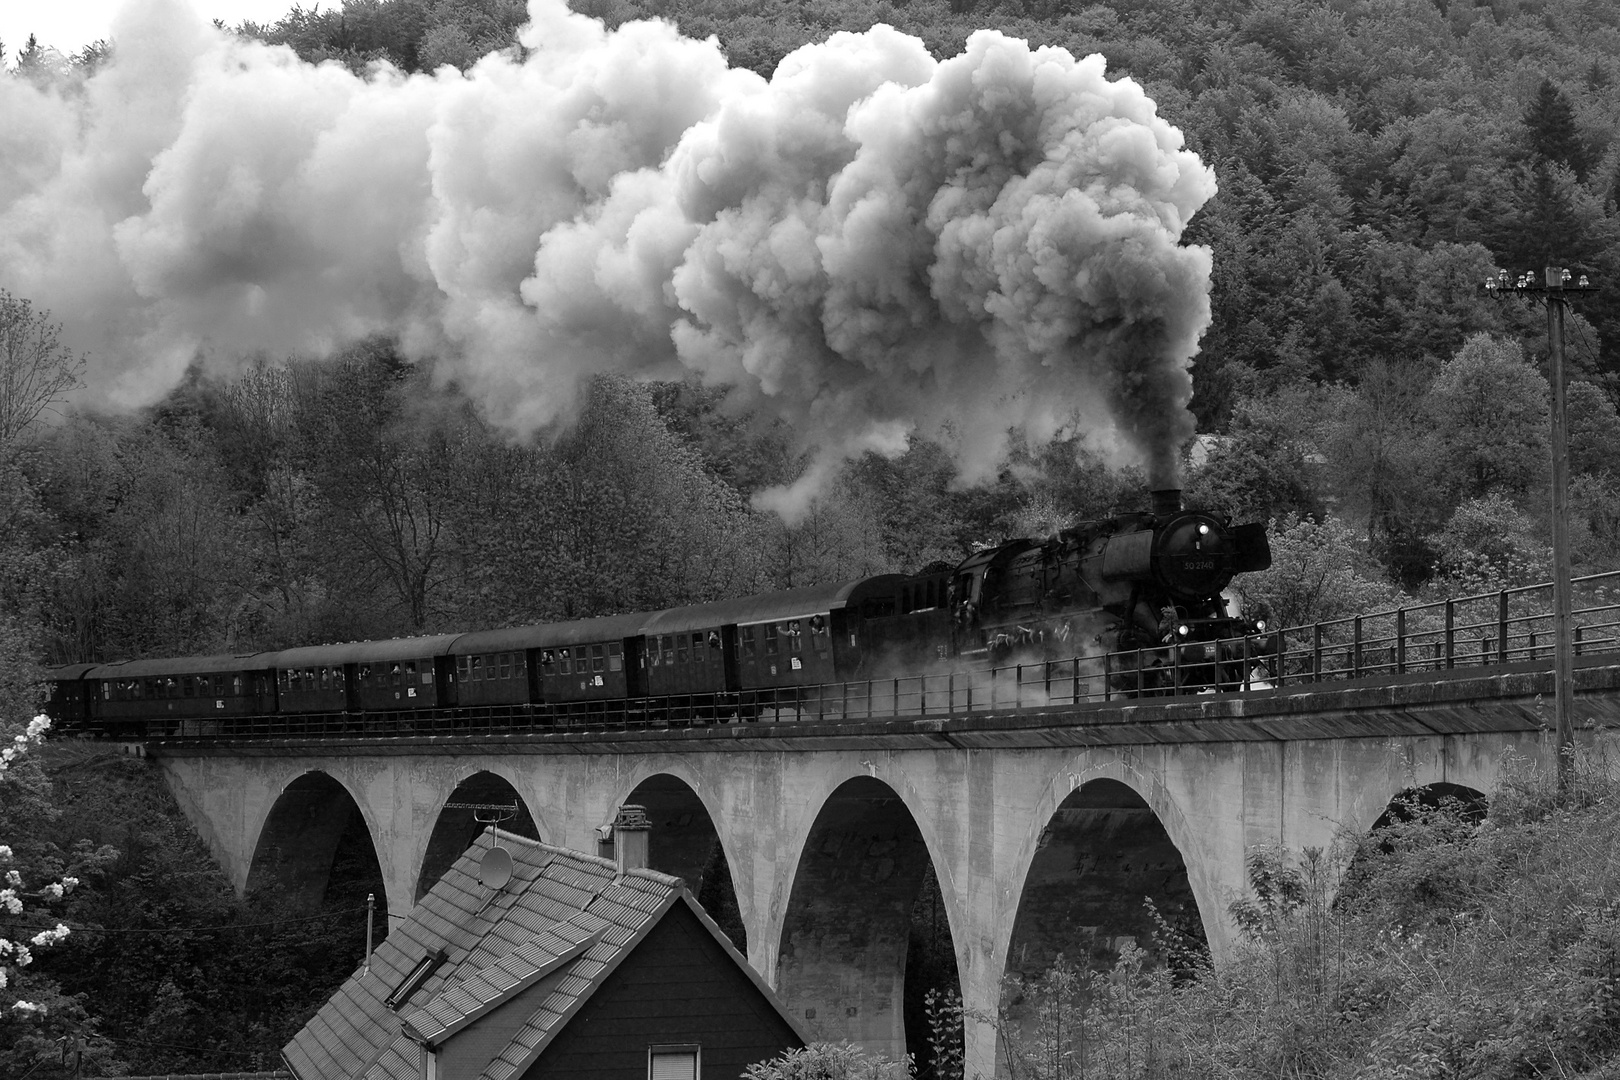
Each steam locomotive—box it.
[45,489,1272,738]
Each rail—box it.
[74,569,1620,742]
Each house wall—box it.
[526,903,803,1080]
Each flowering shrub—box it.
[0,716,77,1015]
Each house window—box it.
[649,1045,699,1080]
[385,948,447,1010]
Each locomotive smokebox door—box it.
[1231,522,1272,573]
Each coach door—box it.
[721,625,741,691]
[623,637,649,698]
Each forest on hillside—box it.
[2,0,1619,666]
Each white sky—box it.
[1,0,298,66]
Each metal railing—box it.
[76,570,1620,742]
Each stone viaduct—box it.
[149,659,1620,1075]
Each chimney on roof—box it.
[612,804,651,874]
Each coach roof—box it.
[642,575,907,636]
[86,653,276,679]
[448,611,660,655]
[267,634,463,669]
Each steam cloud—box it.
[0,0,1216,511]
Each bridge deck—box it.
[137,654,1620,755]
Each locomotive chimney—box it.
[1150,489,1182,516]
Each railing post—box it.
[1575,625,1584,657]
[1242,631,1251,691]
[1353,616,1363,677]
[893,678,900,718]
[1396,608,1406,674]
[1445,599,1455,668]
[947,671,954,715]
[1313,623,1323,681]
[1103,651,1111,703]
[1497,590,1509,663]
[919,677,926,716]
[1016,664,1023,710]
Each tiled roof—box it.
[400,923,602,1043]
[282,829,688,1080]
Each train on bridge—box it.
[46,489,1273,737]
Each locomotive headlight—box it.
[1255,618,1267,631]
[1197,524,1210,536]
[1177,623,1190,637]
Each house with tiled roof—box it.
[282,807,805,1080]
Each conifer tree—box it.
[1523,77,1589,180]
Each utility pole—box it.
[1486,266,1598,791]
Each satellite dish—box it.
[479,845,513,891]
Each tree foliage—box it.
[969,746,1620,1080]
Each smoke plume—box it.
[0,0,1215,511]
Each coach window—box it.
[740,625,756,658]
[658,635,672,666]
[494,653,507,680]
[470,656,483,681]
[786,620,804,654]
[559,648,573,674]
[591,644,606,673]
[676,634,689,666]
[608,644,623,672]
[763,623,779,655]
